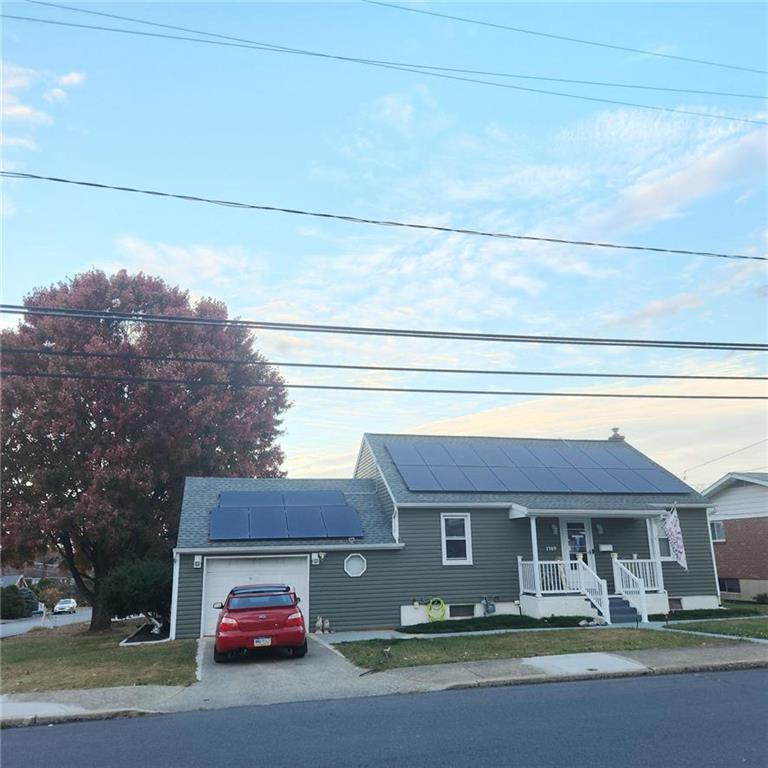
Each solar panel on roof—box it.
[385,438,690,495]
[397,465,440,491]
[473,444,512,466]
[491,466,539,491]
[502,445,544,467]
[527,445,572,468]
[282,490,346,506]
[209,507,250,540]
[386,443,425,465]
[605,469,659,493]
[322,505,365,538]
[444,444,485,466]
[555,443,601,469]
[550,467,599,492]
[519,467,570,492]
[431,465,475,491]
[416,443,455,465]
[218,491,285,507]
[462,465,507,491]
[285,506,327,538]
[248,506,289,539]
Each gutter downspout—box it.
[169,551,180,640]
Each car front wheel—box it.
[292,641,308,658]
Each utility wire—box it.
[4,346,765,381]
[3,14,766,126]
[2,172,763,263]
[21,1,766,100]
[364,0,768,76]
[683,438,768,474]
[1,369,764,400]
[3,305,767,352]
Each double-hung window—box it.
[441,513,473,566]
[650,518,674,561]
[710,520,726,543]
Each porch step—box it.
[608,596,640,624]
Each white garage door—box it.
[201,556,310,636]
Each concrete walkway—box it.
[3,636,768,727]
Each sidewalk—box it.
[2,638,767,727]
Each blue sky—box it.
[2,1,767,487]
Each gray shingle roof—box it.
[176,477,395,550]
[363,433,707,510]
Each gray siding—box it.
[661,508,718,597]
[311,509,531,630]
[592,518,651,588]
[354,439,395,523]
[175,554,204,638]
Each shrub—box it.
[1,586,31,619]
[755,593,768,605]
[649,607,760,621]
[102,559,173,627]
[39,585,70,610]
[397,613,592,634]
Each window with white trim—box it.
[650,518,674,561]
[710,521,726,543]
[441,513,473,566]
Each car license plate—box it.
[253,637,272,647]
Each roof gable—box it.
[703,471,768,498]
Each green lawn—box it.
[668,617,768,640]
[337,628,736,671]
[0,622,197,694]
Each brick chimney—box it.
[608,427,625,441]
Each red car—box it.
[212,584,308,663]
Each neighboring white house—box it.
[704,472,768,601]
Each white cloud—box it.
[58,72,86,87]
[1,95,51,123]
[603,292,704,327]
[0,136,37,150]
[43,87,67,102]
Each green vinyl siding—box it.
[354,439,395,521]
[310,509,531,630]
[661,508,718,597]
[591,518,651,589]
[174,554,204,639]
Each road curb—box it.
[440,659,768,692]
[0,708,155,729]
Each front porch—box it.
[513,511,670,624]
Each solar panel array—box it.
[385,440,691,494]
[209,490,365,541]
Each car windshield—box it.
[227,594,295,610]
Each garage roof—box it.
[176,477,395,550]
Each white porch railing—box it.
[616,558,663,592]
[612,555,649,622]
[518,556,610,623]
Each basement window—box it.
[440,513,473,566]
[449,604,475,619]
[718,577,740,593]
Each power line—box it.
[364,0,768,76]
[4,346,766,381]
[3,304,767,352]
[683,438,768,474]
[1,369,764,400]
[2,172,763,262]
[4,14,765,126]
[21,1,766,101]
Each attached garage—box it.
[201,555,310,636]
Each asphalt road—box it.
[2,670,766,767]
[0,609,92,639]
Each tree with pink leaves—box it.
[1,270,289,630]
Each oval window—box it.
[344,553,367,578]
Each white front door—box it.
[201,555,310,636]
[560,518,597,572]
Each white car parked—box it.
[53,598,77,614]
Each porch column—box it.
[530,515,542,597]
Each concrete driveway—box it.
[174,636,405,709]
